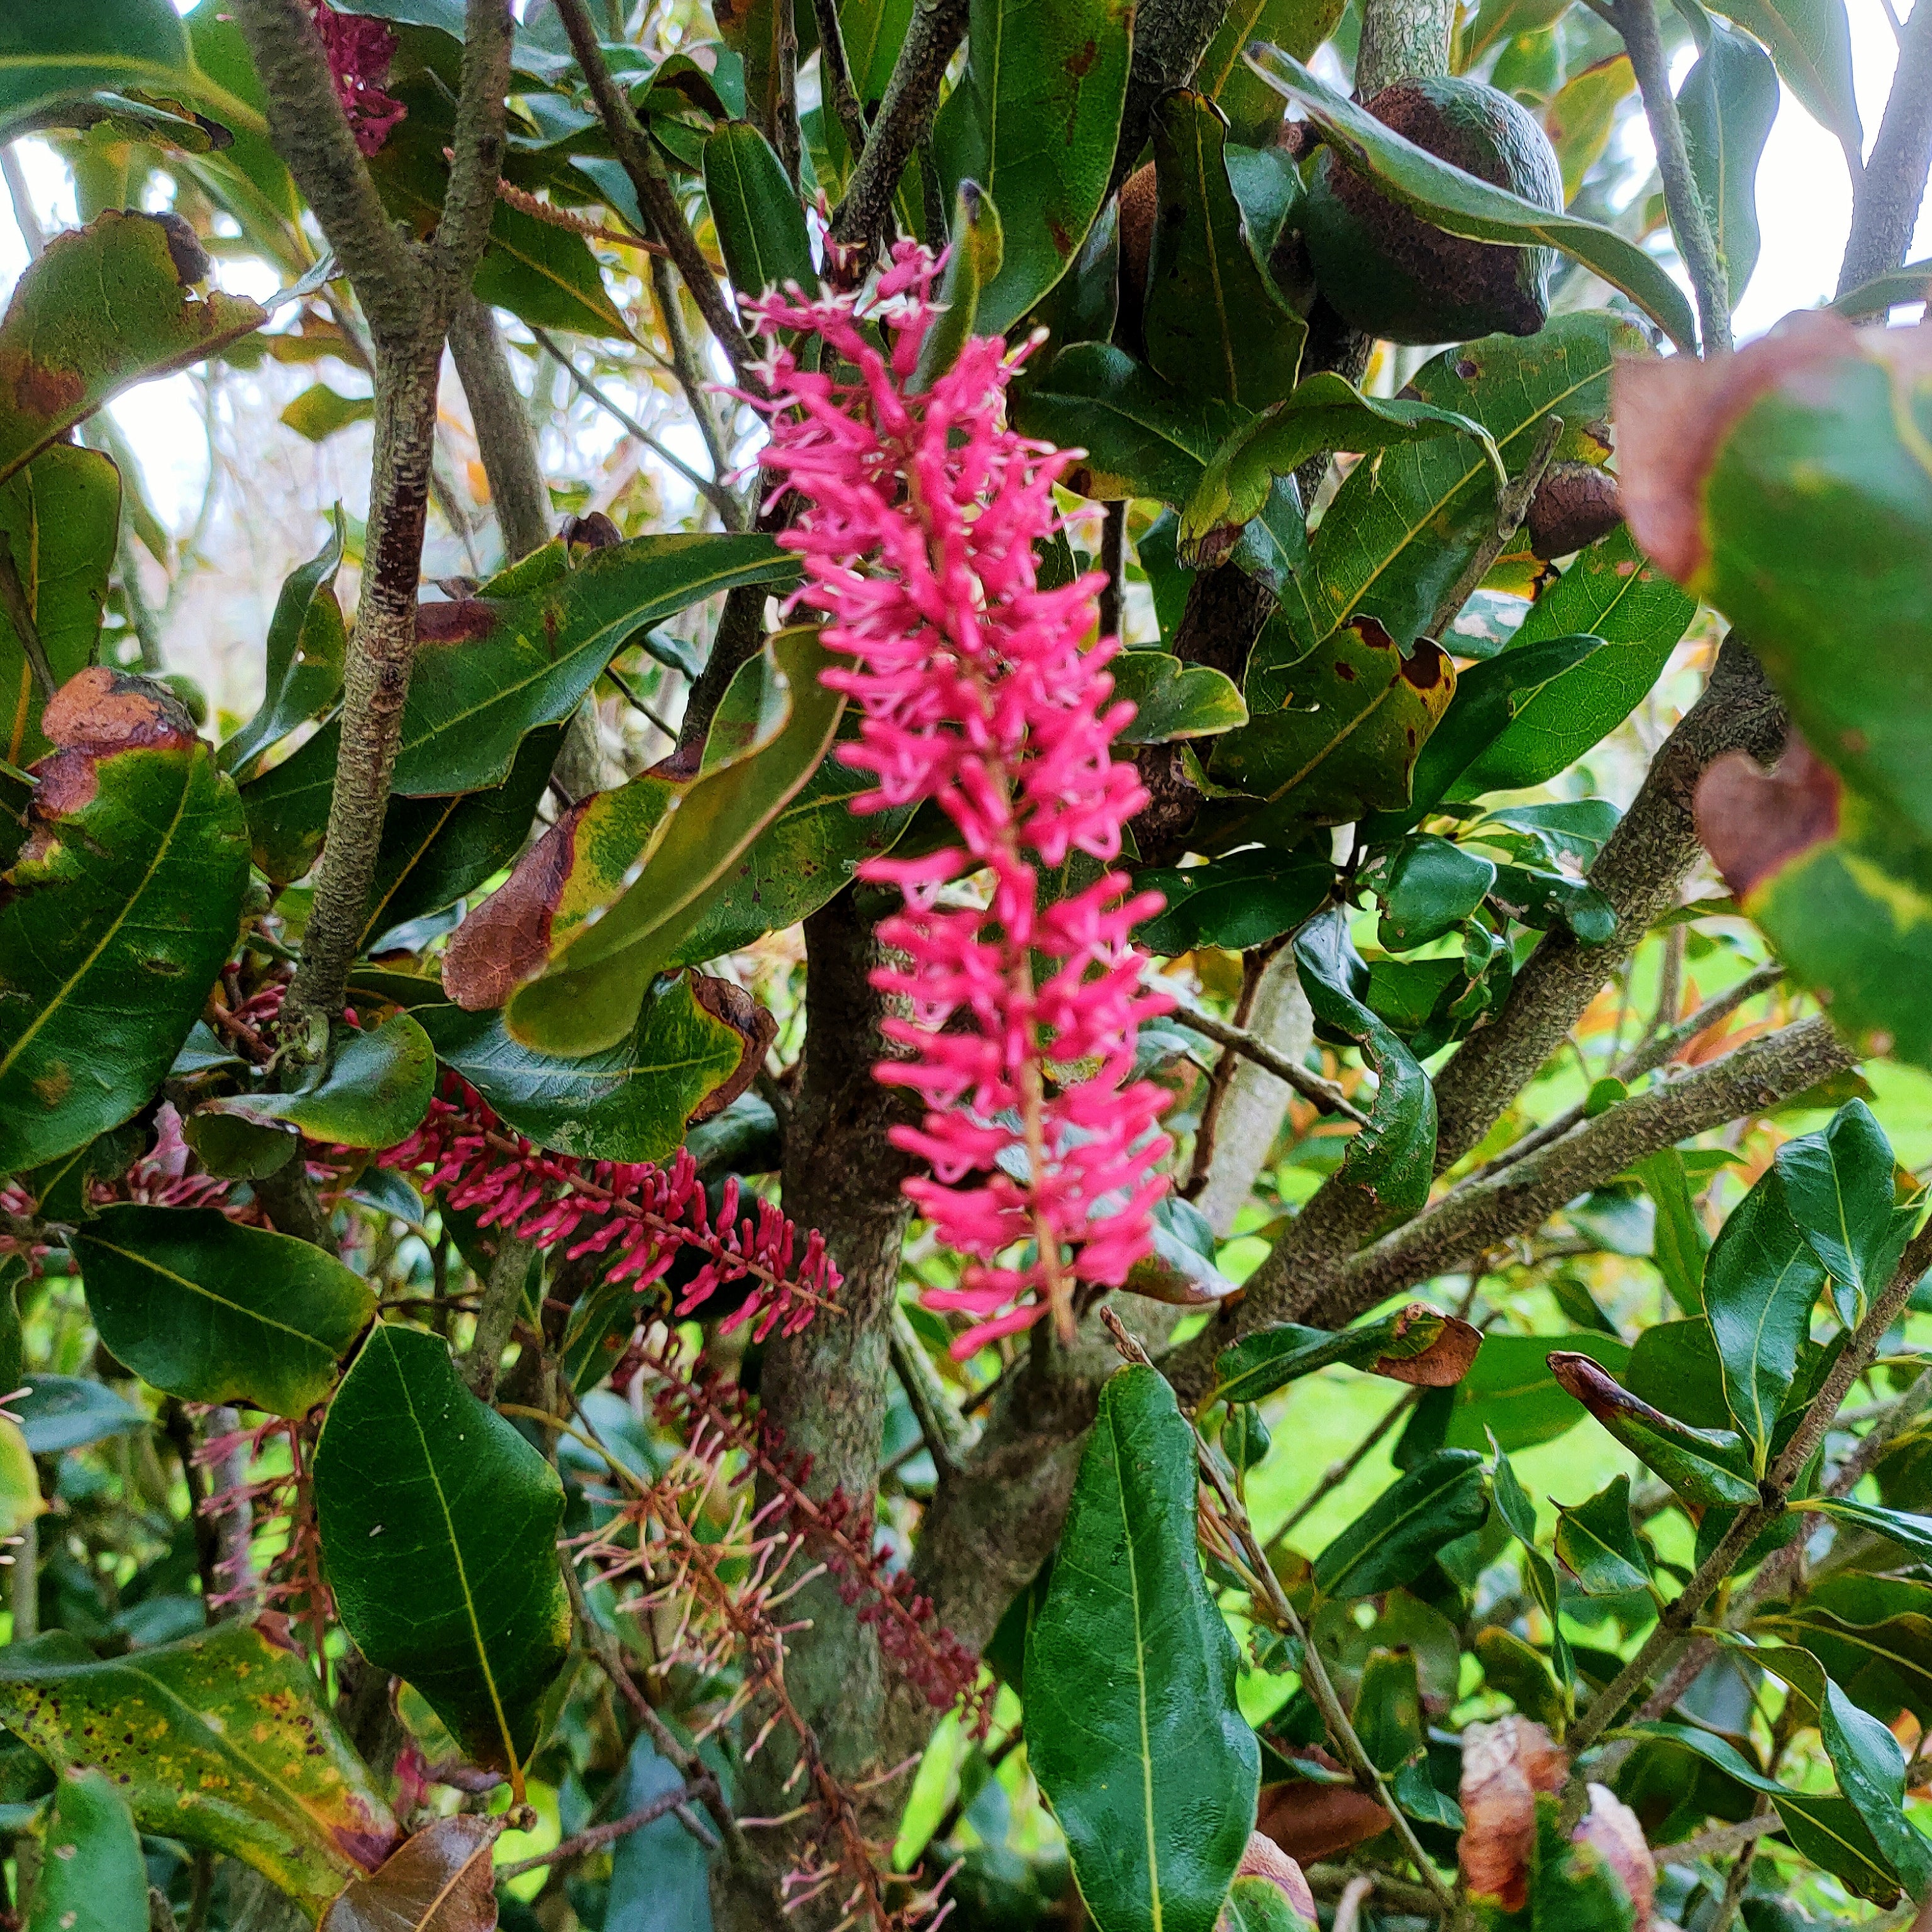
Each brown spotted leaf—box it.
[0,210,266,487]
[0,667,250,1173]
[0,1621,399,1914]
[321,1814,500,1932]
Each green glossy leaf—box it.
[1760,1574,1932,1726]
[1443,1331,1629,1453]
[704,122,816,299]
[714,0,783,158]
[1196,0,1342,142]
[1221,1872,1318,1931]
[417,974,742,1163]
[1210,619,1457,844]
[0,0,260,143]
[0,210,265,487]
[931,0,1132,336]
[1548,1350,1760,1506]
[1025,1365,1258,1932]
[1833,258,1932,319]
[1,673,249,1174]
[1628,1150,1711,1316]
[1313,1448,1487,1599]
[1377,836,1497,950]
[912,182,1004,394]
[0,1623,399,1913]
[1489,860,1616,943]
[1702,1163,1827,1471]
[1353,1646,1424,1772]
[1134,846,1331,954]
[1553,1473,1653,1596]
[666,742,916,964]
[1293,908,1436,1218]
[24,1768,147,1932]
[1813,1496,1932,1567]
[1180,372,1494,570]
[505,628,847,1056]
[1259,313,1638,668]
[1679,10,1780,304]
[73,1204,377,1417]
[314,1322,570,1777]
[218,506,346,779]
[0,448,119,767]
[201,1013,436,1150]
[1111,651,1249,744]
[1246,50,1697,350]
[1490,1439,1574,1698]
[1141,91,1305,411]
[16,1375,145,1454]
[1213,1304,1479,1405]
[1774,1099,1910,1324]
[1013,343,1246,505]
[1708,0,1859,159]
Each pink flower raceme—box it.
[382,1077,840,1342]
[311,2,406,156]
[743,245,1172,1357]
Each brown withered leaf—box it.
[1235,1831,1318,1918]
[1525,462,1623,560]
[685,973,778,1123]
[1613,309,1857,584]
[1458,1714,1566,1912]
[320,1814,500,1932]
[1696,730,1842,901]
[28,667,198,824]
[441,799,588,1011]
[1577,1782,1657,1931]
[1374,1306,1483,1387]
[1256,1747,1392,1865]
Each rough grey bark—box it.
[1839,0,1932,296]
[447,294,552,560]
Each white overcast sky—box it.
[0,0,1926,528]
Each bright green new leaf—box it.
[0,447,119,767]
[1141,91,1306,411]
[1111,651,1248,743]
[0,674,249,1173]
[219,506,347,779]
[931,0,1132,335]
[0,1417,42,1540]
[24,1768,148,1932]
[201,1013,436,1149]
[506,628,847,1057]
[1678,9,1780,304]
[73,1204,376,1418]
[1774,1099,1911,1323]
[1553,1474,1653,1596]
[1292,910,1437,1219]
[0,1624,399,1913]
[1221,1874,1317,1931]
[1180,373,1496,569]
[1025,1365,1258,1932]
[0,209,266,487]
[1702,1164,1828,1470]
[279,382,374,443]
[1544,53,1636,203]
[704,122,816,299]
[1313,1448,1488,1600]
[417,975,743,1164]
[314,1323,571,1778]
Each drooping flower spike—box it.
[742,244,1174,1357]
[311,1,407,157]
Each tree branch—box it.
[1155,977,1368,1123]
[1106,0,1236,200]
[1840,0,1932,296]
[812,0,872,162]
[1613,0,1732,355]
[553,0,762,389]
[448,296,552,560]
[1355,0,1456,94]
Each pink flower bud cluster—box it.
[382,1077,840,1341]
[743,245,1173,1356]
[311,2,406,157]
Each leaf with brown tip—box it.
[321,1815,501,1932]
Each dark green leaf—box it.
[1702,1164,1827,1470]
[1553,1473,1653,1596]
[1292,908,1436,1218]
[0,673,248,1174]
[1774,1098,1908,1323]
[16,1375,145,1454]
[1813,1496,1932,1567]
[1195,0,1342,141]
[931,0,1132,335]
[1353,1646,1424,1772]
[1211,1302,1480,1406]
[201,1013,436,1149]
[1111,651,1248,743]
[1246,50,1697,349]
[1377,836,1497,950]
[1678,12,1780,304]
[1312,1448,1488,1600]
[912,182,1004,394]
[1445,1331,1629,1453]
[1488,861,1616,943]
[0,448,119,767]
[1134,846,1331,955]
[417,974,742,1163]
[1141,91,1306,411]
[704,122,816,299]
[1025,1365,1258,1932]
[73,1204,376,1418]
[1628,1150,1711,1316]
[1490,1439,1574,1698]
[314,1322,571,1776]
[0,210,265,487]
[24,1767,150,1932]
[1625,1314,1731,1428]
[0,1624,398,1913]
[1548,1351,1760,1506]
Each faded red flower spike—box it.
[311,1,406,156]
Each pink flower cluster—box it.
[743,246,1172,1356]
[382,1077,840,1341]
[311,2,406,157]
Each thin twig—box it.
[1705,1799,1768,1932]
[1154,978,1369,1124]
[1613,0,1733,353]
[889,1306,971,1477]
[1658,1812,1783,1867]
[1100,1309,1458,1914]
[494,1785,706,1877]
[1426,414,1563,640]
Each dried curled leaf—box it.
[1458,1714,1565,1911]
